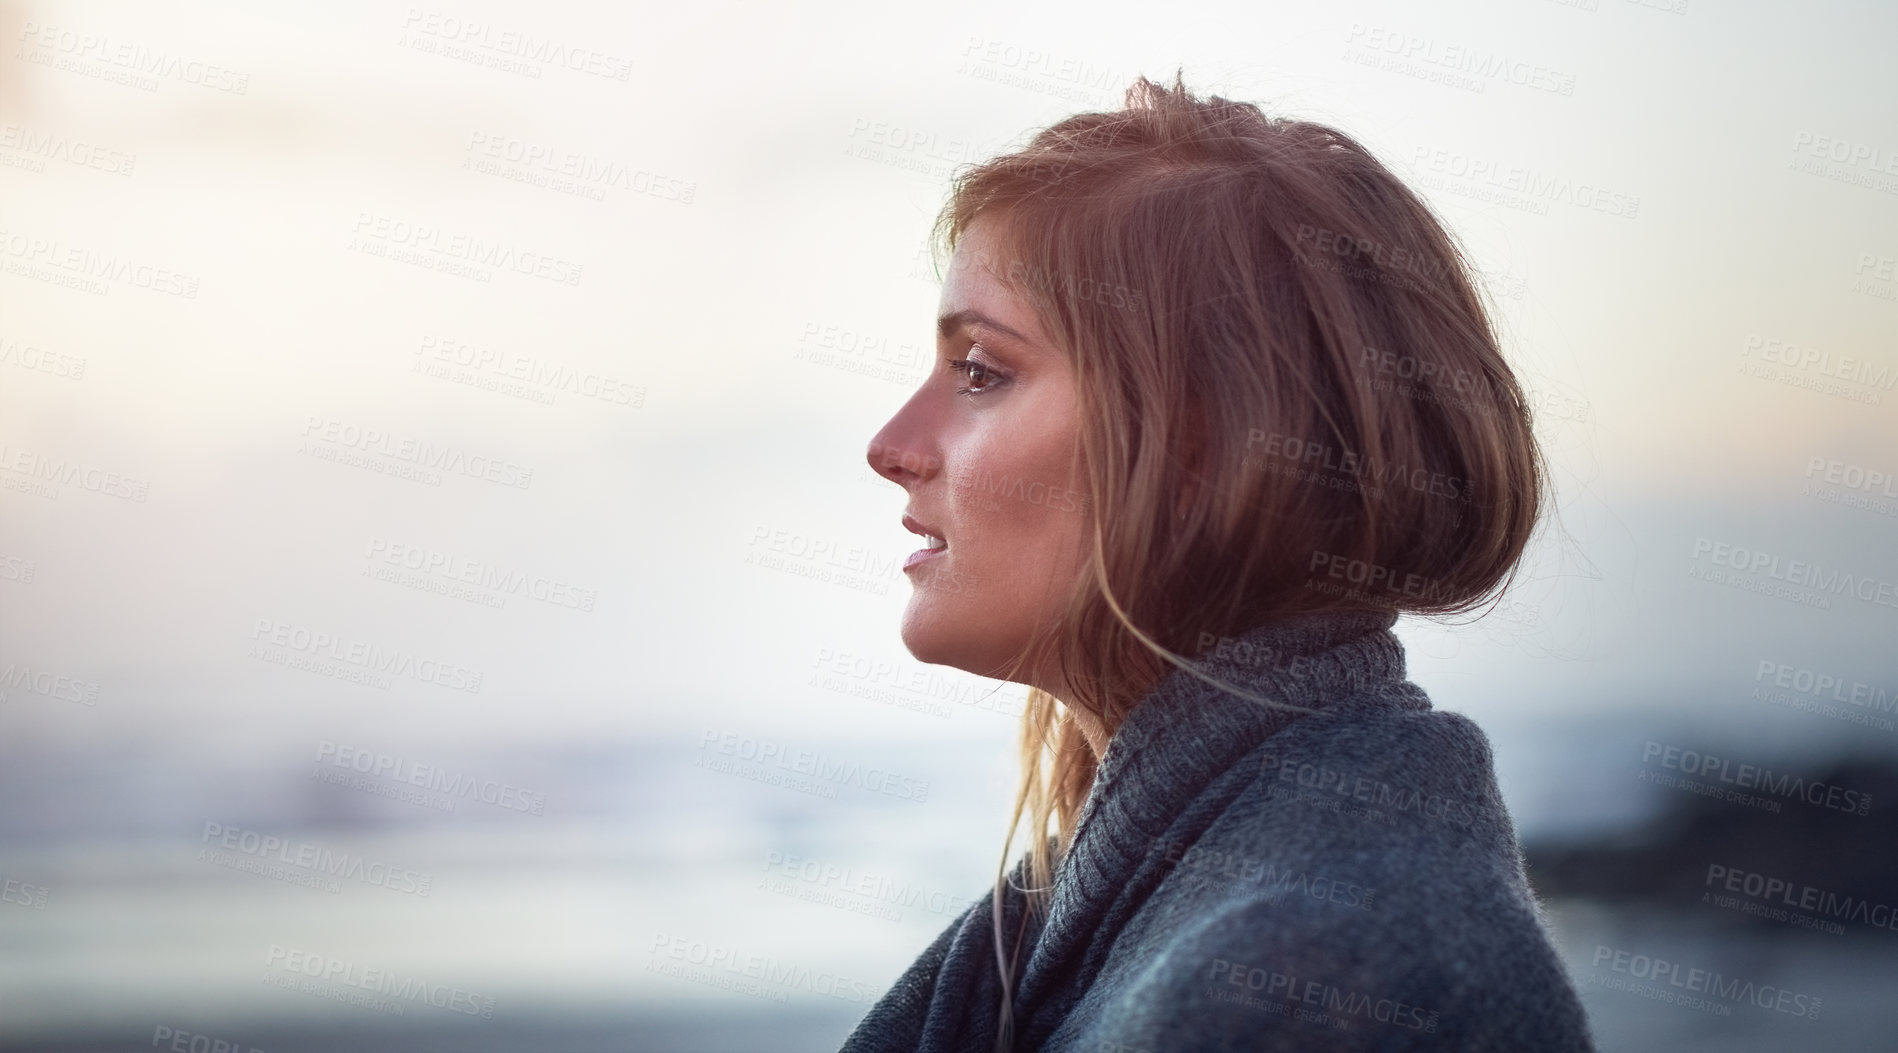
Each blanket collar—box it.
[1011,607,1414,1040]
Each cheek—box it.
[959,486,1088,592]
[939,394,1085,587]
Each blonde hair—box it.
[926,72,1547,1049]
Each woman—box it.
[847,73,1594,1053]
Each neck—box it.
[1065,704,1110,761]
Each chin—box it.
[900,590,1032,685]
[900,590,988,672]
[898,592,954,665]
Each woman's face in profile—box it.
[866,216,1091,691]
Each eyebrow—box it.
[937,309,1031,345]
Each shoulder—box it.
[1215,696,1547,948]
[1081,871,1593,1052]
[1063,699,1595,1051]
[1246,697,1514,849]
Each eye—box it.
[946,345,1012,397]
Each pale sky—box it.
[1,0,1893,793]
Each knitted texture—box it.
[837,608,1596,1052]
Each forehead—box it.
[941,218,1008,297]
[938,218,1042,345]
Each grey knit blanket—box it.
[837,608,1595,1052]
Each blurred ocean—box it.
[6,722,1898,1052]
[0,733,1004,1052]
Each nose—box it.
[866,417,941,487]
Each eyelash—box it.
[947,346,1011,397]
